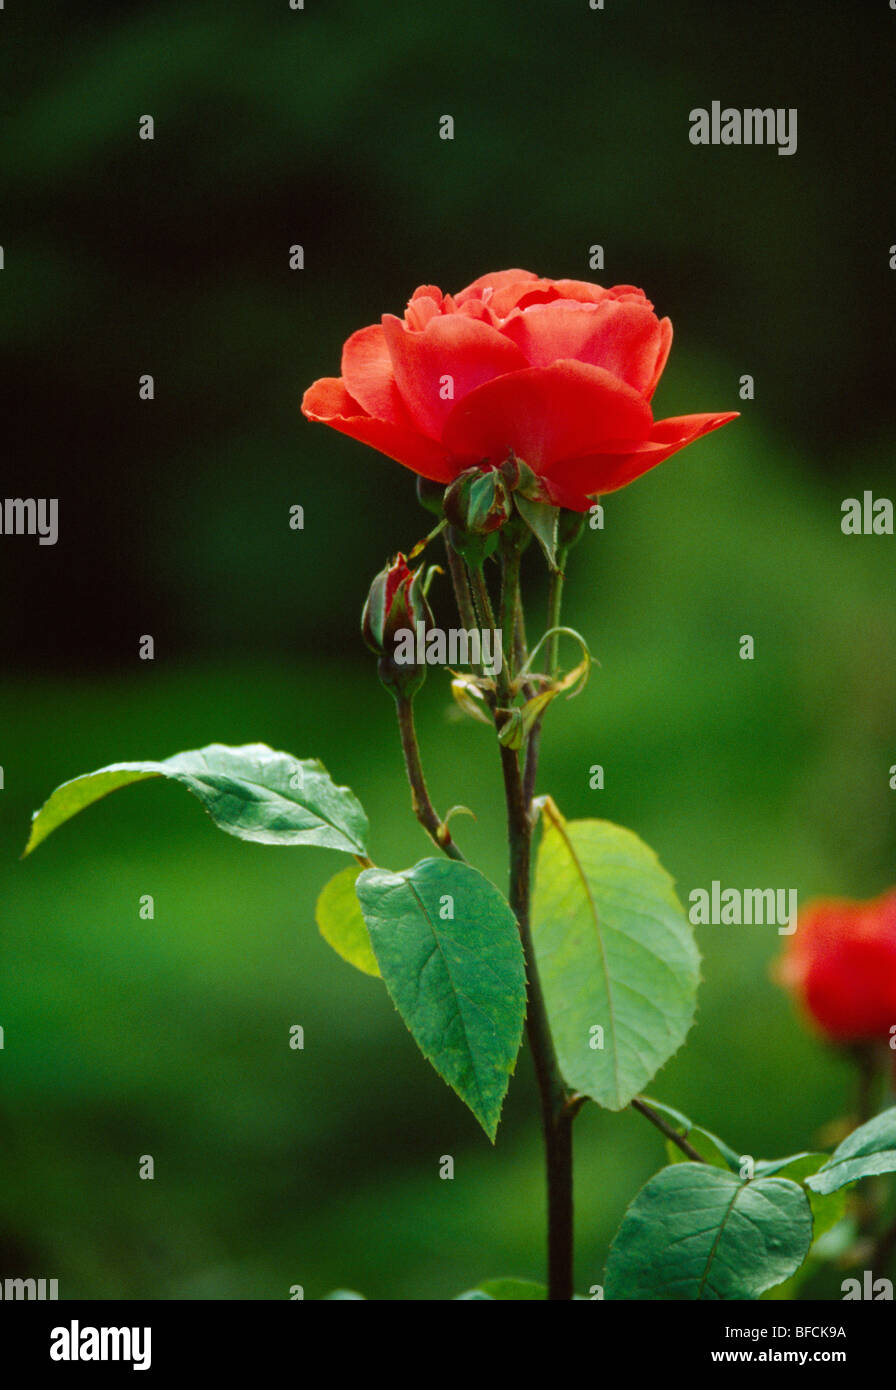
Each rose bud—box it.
[776,889,896,1044]
[498,452,547,502]
[361,553,434,698]
[444,466,513,535]
[443,467,513,567]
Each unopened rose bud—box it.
[444,467,513,536]
[500,453,545,502]
[361,553,434,697]
[498,452,523,492]
[444,467,512,567]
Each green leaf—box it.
[604,1164,813,1300]
[754,1153,845,1242]
[754,1152,827,1180]
[315,866,380,978]
[355,858,526,1141]
[457,1279,547,1300]
[515,494,560,569]
[531,802,700,1109]
[23,743,369,857]
[323,1289,366,1300]
[760,1203,852,1301]
[806,1106,896,1195]
[648,1138,841,1246]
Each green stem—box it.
[469,561,514,714]
[500,738,573,1299]
[869,1212,896,1276]
[443,535,479,637]
[495,546,574,1299]
[852,1044,889,1234]
[468,562,498,636]
[394,694,465,861]
[523,544,569,808]
[499,541,523,686]
[514,591,531,690]
[631,1097,706,1163]
[546,551,569,676]
[854,1043,883,1126]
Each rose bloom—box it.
[776,890,896,1043]
[302,269,737,511]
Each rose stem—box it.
[496,546,575,1300]
[393,693,465,862]
[854,1043,881,1126]
[514,590,531,683]
[869,1212,896,1278]
[467,563,499,644]
[499,538,522,691]
[631,1097,706,1163]
[853,1044,889,1233]
[443,534,479,635]
[523,544,569,818]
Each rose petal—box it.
[409,284,444,303]
[645,316,673,400]
[454,268,540,305]
[488,279,652,318]
[503,300,672,397]
[404,295,443,331]
[541,410,739,509]
[301,377,457,482]
[442,360,654,474]
[404,286,446,331]
[456,298,499,325]
[552,281,651,308]
[383,312,529,439]
[341,324,409,425]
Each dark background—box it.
[1,0,895,1299]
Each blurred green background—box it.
[2,0,895,1298]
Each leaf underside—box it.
[316,864,380,977]
[24,743,369,857]
[806,1106,896,1195]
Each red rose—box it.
[302,269,738,511]
[776,891,896,1043]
